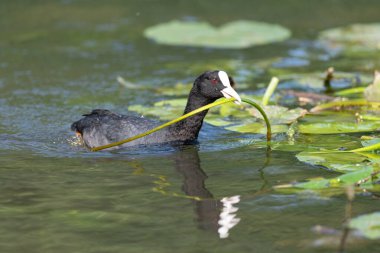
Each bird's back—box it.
[71,109,166,148]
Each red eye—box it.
[211,78,218,85]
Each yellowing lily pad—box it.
[144,20,291,49]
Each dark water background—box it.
[1,1,380,252]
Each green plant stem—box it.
[242,98,271,141]
[349,142,380,153]
[262,77,279,106]
[91,97,271,152]
[311,99,380,112]
[334,87,366,96]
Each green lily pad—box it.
[276,71,372,92]
[226,123,288,134]
[249,105,307,125]
[298,111,380,134]
[349,212,380,240]
[144,20,291,49]
[296,151,367,173]
[157,83,193,96]
[298,121,380,134]
[275,165,377,192]
[270,134,359,153]
[296,166,374,190]
[224,105,306,134]
[128,98,186,121]
[319,23,380,53]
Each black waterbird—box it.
[71,70,241,149]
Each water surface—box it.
[1,1,380,252]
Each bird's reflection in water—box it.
[173,146,240,238]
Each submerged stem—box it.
[91,97,271,152]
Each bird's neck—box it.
[170,87,215,141]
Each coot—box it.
[71,70,241,149]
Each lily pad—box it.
[157,83,193,96]
[298,111,380,134]
[349,212,380,240]
[298,121,380,134]
[295,166,375,190]
[128,98,186,121]
[270,134,360,153]
[296,151,368,173]
[226,123,288,134]
[319,23,380,53]
[144,20,291,49]
[249,105,307,125]
[276,71,371,92]
[275,165,378,192]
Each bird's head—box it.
[195,70,241,104]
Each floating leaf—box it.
[298,121,380,134]
[349,212,380,240]
[275,168,379,194]
[157,83,193,96]
[250,105,307,125]
[202,117,232,127]
[128,98,186,121]
[144,20,291,49]
[226,123,288,134]
[270,134,359,153]
[275,71,370,92]
[283,166,375,191]
[298,111,380,134]
[319,23,380,52]
[296,151,367,173]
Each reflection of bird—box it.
[173,146,221,232]
[71,70,241,149]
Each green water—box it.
[1,1,380,252]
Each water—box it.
[1,1,380,252]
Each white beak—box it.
[218,71,242,104]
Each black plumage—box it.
[71,70,241,149]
